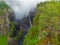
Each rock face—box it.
[0,8,11,35]
[23,1,60,45]
[0,2,18,45]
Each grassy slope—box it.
[23,1,60,45]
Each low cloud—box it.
[4,0,48,19]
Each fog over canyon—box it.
[4,0,49,20]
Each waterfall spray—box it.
[4,0,48,20]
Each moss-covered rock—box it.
[23,1,60,45]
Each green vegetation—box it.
[0,35,7,45]
[9,21,21,40]
[0,1,9,8]
[23,1,60,45]
[9,21,15,36]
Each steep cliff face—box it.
[0,2,11,36]
[23,1,60,45]
[0,2,12,45]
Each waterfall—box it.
[4,0,48,20]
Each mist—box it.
[4,0,49,19]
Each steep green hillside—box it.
[23,1,60,45]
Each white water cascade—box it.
[4,0,49,20]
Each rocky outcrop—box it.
[0,8,11,35]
